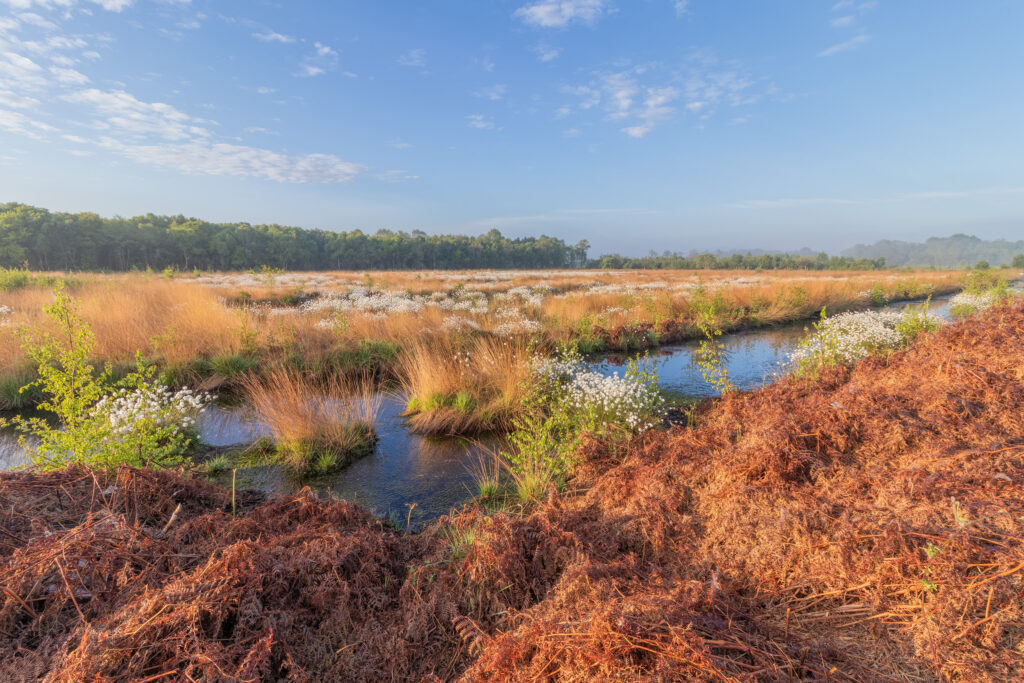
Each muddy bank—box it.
[2,303,1022,680]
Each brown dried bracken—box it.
[2,303,1023,681]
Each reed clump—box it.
[242,368,381,475]
[398,336,531,436]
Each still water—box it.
[0,296,954,525]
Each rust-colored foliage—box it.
[2,304,1023,681]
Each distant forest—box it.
[592,251,887,271]
[2,203,1018,272]
[0,203,587,271]
[843,234,1024,268]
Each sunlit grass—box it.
[241,368,381,475]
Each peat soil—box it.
[1,303,1022,681]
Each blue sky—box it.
[1,0,1022,255]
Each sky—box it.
[1,0,1023,256]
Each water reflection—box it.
[203,396,502,527]
[0,295,954,523]
[593,296,952,399]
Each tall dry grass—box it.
[398,336,531,435]
[242,368,381,473]
[0,268,971,417]
[0,278,244,375]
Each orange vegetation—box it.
[2,302,1022,680]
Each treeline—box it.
[843,234,1024,268]
[0,204,588,271]
[590,251,887,270]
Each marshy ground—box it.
[1,299,1021,680]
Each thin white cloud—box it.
[514,0,607,28]
[532,43,562,62]
[830,15,855,27]
[376,169,418,182]
[91,0,133,10]
[0,88,40,108]
[621,86,678,138]
[313,41,336,57]
[819,34,870,57]
[0,107,56,138]
[466,114,495,130]
[252,31,293,43]
[474,84,507,101]
[564,55,765,138]
[298,42,338,77]
[103,139,365,183]
[63,88,209,140]
[0,51,49,91]
[672,1,688,17]
[2,0,135,11]
[17,12,57,29]
[49,65,88,83]
[396,48,426,68]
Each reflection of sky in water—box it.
[0,433,30,471]
[594,295,952,399]
[594,325,805,399]
[203,396,501,527]
[0,296,954,523]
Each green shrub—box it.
[1,286,209,470]
[503,349,664,503]
[206,454,232,473]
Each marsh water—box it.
[0,296,955,526]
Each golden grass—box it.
[241,368,381,473]
[398,336,531,435]
[0,267,975,427]
[0,277,244,375]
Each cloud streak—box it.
[819,34,870,57]
[514,0,607,28]
[103,139,365,183]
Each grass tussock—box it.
[399,336,531,435]
[242,368,381,475]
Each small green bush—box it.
[1,286,209,470]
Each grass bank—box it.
[0,269,984,435]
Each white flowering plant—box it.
[1,286,211,470]
[948,291,999,317]
[790,301,943,376]
[504,348,664,499]
[949,270,1021,317]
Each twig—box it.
[161,503,182,534]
